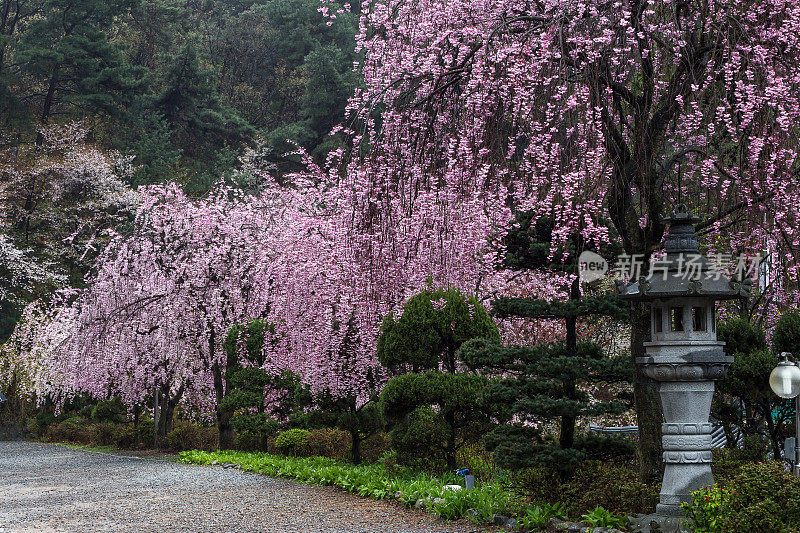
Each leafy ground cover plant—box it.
[180,449,556,527]
[581,506,628,528]
[517,502,568,530]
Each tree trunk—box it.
[445,410,457,470]
[214,362,234,450]
[560,278,580,457]
[40,64,59,125]
[631,302,663,484]
[211,325,235,450]
[350,427,362,465]
[153,390,160,448]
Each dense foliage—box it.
[684,462,800,533]
[378,289,499,469]
[712,318,794,460]
[461,220,631,478]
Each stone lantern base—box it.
[637,342,733,517]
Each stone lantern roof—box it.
[616,205,752,301]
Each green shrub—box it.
[45,417,92,444]
[275,428,310,456]
[386,404,448,472]
[684,462,800,532]
[302,428,351,461]
[135,420,155,448]
[712,436,770,483]
[377,288,499,470]
[360,432,391,464]
[34,411,56,431]
[509,465,561,499]
[91,397,127,423]
[25,417,40,437]
[91,422,121,446]
[773,311,800,354]
[683,485,732,533]
[456,442,506,484]
[115,424,138,449]
[559,461,659,516]
[518,502,568,530]
[163,422,218,452]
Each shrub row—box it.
[179,449,628,530]
[32,416,218,452]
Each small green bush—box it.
[518,502,568,529]
[773,311,800,354]
[684,462,800,532]
[302,428,351,461]
[135,420,155,448]
[25,417,40,437]
[115,424,138,448]
[275,428,310,456]
[91,422,121,446]
[712,436,770,483]
[559,461,659,516]
[360,432,391,464]
[581,506,628,528]
[683,485,732,533]
[45,417,92,444]
[91,398,127,423]
[163,422,217,452]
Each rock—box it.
[413,499,425,510]
[503,518,519,530]
[432,498,446,506]
[443,484,462,491]
[493,514,510,526]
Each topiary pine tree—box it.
[459,213,631,479]
[712,317,790,459]
[378,287,500,470]
[309,313,384,465]
[219,320,310,451]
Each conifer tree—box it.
[219,320,310,450]
[14,0,147,127]
[459,215,631,478]
[378,288,499,469]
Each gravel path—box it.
[0,441,489,533]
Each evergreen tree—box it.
[114,105,182,186]
[459,214,631,479]
[156,43,253,190]
[712,317,789,459]
[310,314,383,465]
[378,288,499,469]
[12,0,148,128]
[219,320,311,450]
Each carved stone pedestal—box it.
[637,342,733,516]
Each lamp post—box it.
[769,352,800,475]
[618,205,751,517]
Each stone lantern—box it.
[617,205,751,518]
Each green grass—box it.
[179,449,536,525]
[55,443,118,453]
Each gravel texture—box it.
[0,441,489,533]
